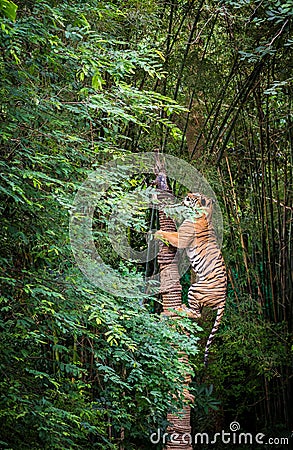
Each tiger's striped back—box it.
[183,193,227,366]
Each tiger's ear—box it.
[209,198,215,211]
[206,197,214,220]
[206,197,215,206]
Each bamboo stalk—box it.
[254,87,276,321]
[225,155,252,294]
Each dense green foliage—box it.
[1,0,292,449]
[0,1,197,448]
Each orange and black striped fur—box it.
[155,193,227,366]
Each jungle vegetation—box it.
[0,0,292,448]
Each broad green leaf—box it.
[0,0,17,21]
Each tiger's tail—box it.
[204,304,225,367]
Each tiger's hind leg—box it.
[187,287,202,318]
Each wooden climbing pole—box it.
[154,152,193,450]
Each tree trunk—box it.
[154,152,193,450]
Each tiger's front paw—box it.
[154,230,171,246]
[154,230,164,240]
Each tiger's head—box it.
[183,193,214,221]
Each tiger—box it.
[155,192,227,366]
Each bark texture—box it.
[154,152,193,450]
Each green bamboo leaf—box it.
[92,70,104,90]
[0,0,18,21]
